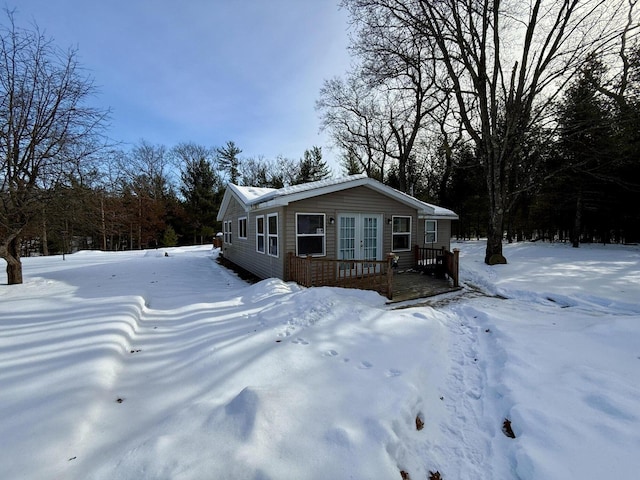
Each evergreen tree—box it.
[180,157,223,244]
[216,141,242,184]
[556,56,615,246]
[342,148,363,176]
[294,146,332,184]
[161,225,179,247]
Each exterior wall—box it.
[221,185,454,281]
[284,185,419,271]
[220,196,285,279]
[417,217,452,250]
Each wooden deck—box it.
[286,247,460,302]
[389,270,461,303]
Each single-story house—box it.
[216,174,458,288]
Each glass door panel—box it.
[338,214,382,276]
[339,215,356,274]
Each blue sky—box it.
[11,1,351,168]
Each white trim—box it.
[392,215,412,252]
[337,213,383,276]
[218,175,458,222]
[295,213,326,257]
[267,213,279,258]
[256,215,265,254]
[223,220,232,245]
[425,219,438,244]
[238,216,247,239]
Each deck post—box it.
[386,253,395,300]
[452,248,460,287]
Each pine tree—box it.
[162,225,179,247]
[294,146,332,184]
[216,141,242,184]
[180,158,223,244]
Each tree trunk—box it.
[42,214,49,256]
[101,195,107,251]
[5,237,23,285]
[572,191,582,248]
[485,213,505,264]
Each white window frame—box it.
[425,219,438,244]
[267,213,279,257]
[223,220,232,244]
[295,213,326,257]
[238,216,247,239]
[392,215,412,252]
[256,215,265,254]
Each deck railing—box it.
[287,252,394,299]
[413,245,460,287]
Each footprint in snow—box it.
[291,337,309,345]
[385,369,402,377]
[323,349,339,357]
[358,361,373,369]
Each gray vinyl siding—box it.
[221,184,453,280]
[418,218,452,250]
[246,206,286,280]
[221,197,285,280]
[285,186,419,270]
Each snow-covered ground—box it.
[1,241,638,479]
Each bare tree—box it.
[118,140,173,249]
[239,155,298,188]
[317,75,390,181]
[0,10,108,284]
[344,0,634,263]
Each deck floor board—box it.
[389,270,461,303]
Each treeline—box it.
[21,141,332,256]
[318,0,640,257]
[445,54,640,246]
[3,3,640,285]
[0,8,336,284]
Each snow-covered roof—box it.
[217,174,458,220]
[231,185,277,204]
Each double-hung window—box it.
[425,220,437,244]
[256,216,265,253]
[296,213,325,256]
[392,216,411,251]
[223,220,232,244]
[238,217,247,239]
[267,213,278,257]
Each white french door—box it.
[338,213,383,275]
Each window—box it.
[223,220,232,244]
[238,217,247,239]
[296,213,325,256]
[392,216,411,251]
[267,213,278,257]
[425,220,438,244]
[256,216,265,253]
